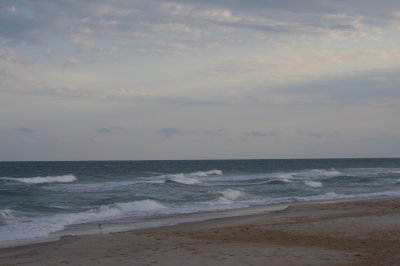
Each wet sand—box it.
[1,197,400,265]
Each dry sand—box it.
[1,197,400,265]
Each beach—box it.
[1,197,400,266]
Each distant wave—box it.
[0,174,77,184]
[190,170,223,176]
[167,173,200,185]
[294,169,342,179]
[161,169,223,185]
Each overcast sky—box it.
[1,0,400,161]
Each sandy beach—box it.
[1,197,400,266]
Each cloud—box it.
[159,128,183,137]
[0,49,20,63]
[96,126,122,133]
[44,47,53,56]
[16,127,34,134]
[231,67,400,107]
[202,129,227,137]
[16,127,38,139]
[296,130,341,139]
[243,131,278,137]
[0,0,392,53]
[274,68,400,100]
[64,57,79,67]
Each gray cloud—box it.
[96,126,122,133]
[16,127,38,139]
[1,0,394,50]
[243,131,273,137]
[202,129,227,137]
[296,130,341,139]
[16,127,34,134]
[273,68,400,101]
[159,128,183,137]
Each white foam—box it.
[216,189,245,204]
[271,173,294,182]
[168,174,200,184]
[0,209,14,220]
[221,189,243,201]
[295,169,342,179]
[1,175,77,184]
[99,200,167,214]
[304,180,323,188]
[191,170,223,177]
[0,200,168,241]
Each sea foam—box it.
[168,174,200,184]
[0,209,14,221]
[221,189,243,201]
[304,180,323,187]
[191,170,223,176]
[216,189,245,204]
[295,169,342,179]
[0,200,168,241]
[1,174,77,184]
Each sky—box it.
[1,0,400,161]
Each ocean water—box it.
[1,158,400,242]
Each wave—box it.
[0,200,168,241]
[220,189,243,201]
[161,170,222,185]
[43,180,142,193]
[167,174,200,185]
[0,174,77,184]
[304,180,323,188]
[98,200,167,215]
[270,173,294,183]
[190,170,223,176]
[0,209,15,221]
[3,187,400,242]
[294,169,342,179]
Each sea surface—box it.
[1,158,400,242]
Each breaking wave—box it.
[0,200,168,241]
[294,169,342,179]
[167,174,200,185]
[162,170,222,185]
[0,175,77,184]
[304,180,323,187]
[191,170,223,176]
[217,189,245,204]
[0,209,15,222]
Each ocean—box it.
[1,158,400,243]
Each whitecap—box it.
[271,173,294,182]
[168,174,200,185]
[1,174,77,184]
[191,170,223,177]
[304,180,323,188]
[0,209,15,221]
[0,200,168,241]
[99,200,167,214]
[295,169,342,179]
[217,189,245,204]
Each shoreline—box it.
[2,196,400,265]
[0,194,391,249]
[0,200,292,249]
[0,194,398,248]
